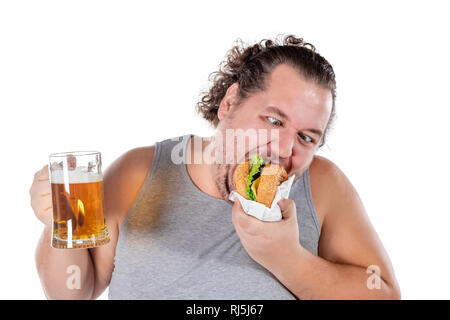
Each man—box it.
[30,35,400,299]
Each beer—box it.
[49,152,110,249]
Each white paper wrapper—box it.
[228,174,296,222]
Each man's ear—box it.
[217,82,239,121]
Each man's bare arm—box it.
[89,146,155,299]
[273,156,401,299]
[32,146,155,299]
[34,226,95,299]
[31,165,97,299]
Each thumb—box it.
[277,198,297,220]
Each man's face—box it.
[213,64,333,201]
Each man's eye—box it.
[299,133,313,143]
[267,116,283,127]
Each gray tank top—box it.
[108,134,321,299]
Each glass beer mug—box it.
[49,151,110,249]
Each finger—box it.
[39,204,53,215]
[30,193,52,212]
[33,178,51,189]
[38,206,54,225]
[33,166,48,182]
[34,165,45,176]
[277,198,297,220]
[231,200,247,227]
[29,180,51,197]
[36,165,49,181]
[231,200,264,235]
[40,192,52,200]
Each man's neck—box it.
[185,135,222,199]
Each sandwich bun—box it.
[234,161,250,199]
[255,164,288,208]
[233,161,288,208]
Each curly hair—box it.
[196,34,337,148]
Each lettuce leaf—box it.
[245,154,264,200]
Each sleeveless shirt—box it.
[108,134,321,299]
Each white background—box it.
[1,0,449,299]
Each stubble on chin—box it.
[213,163,235,205]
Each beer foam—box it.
[50,168,103,184]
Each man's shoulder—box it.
[107,145,156,180]
[308,155,351,228]
[309,155,347,183]
[103,145,156,224]
[120,146,156,170]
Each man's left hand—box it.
[231,198,304,275]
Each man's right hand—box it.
[30,165,53,226]
[31,146,155,299]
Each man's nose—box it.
[269,132,294,161]
[277,132,295,158]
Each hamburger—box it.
[234,154,288,208]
